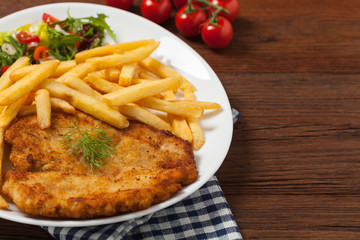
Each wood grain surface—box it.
[1,0,360,239]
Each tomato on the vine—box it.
[175,4,207,37]
[141,0,173,24]
[208,0,239,22]
[201,16,233,48]
[173,0,188,9]
[105,0,134,10]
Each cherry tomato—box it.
[42,13,60,25]
[173,0,187,9]
[175,4,207,37]
[33,46,49,62]
[201,16,233,49]
[105,0,134,10]
[208,0,240,22]
[141,0,173,24]
[16,31,40,45]
[1,65,10,75]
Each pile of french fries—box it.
[0,39,220,207]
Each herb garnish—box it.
[61,121,116,171]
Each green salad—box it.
[0,11,116,75]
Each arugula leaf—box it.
[52,13,116,42]
[46,27,82,61]
[85,14,116,42]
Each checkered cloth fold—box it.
[43,109,242,240]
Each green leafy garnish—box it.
[0,36,27,66]
[53,12,116,42]
[84,14,116,42]
[46,27,82,61]
[61,121,116,172]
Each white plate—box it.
[0,3,233,227]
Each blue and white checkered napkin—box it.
[43,109,242,240]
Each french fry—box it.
[10,65,37,81]
[75,45,117,64]
[187,117,204,149]
[51,60,77,78]
[84,74,169,130]
[23,91,36,106]
[119,62,137,86]
[118,104,170,131]
[169,114,193,143]
[10,60,77,81]
[35,89,51,129]
[140,57,195,92]
[62,76,103,101]
[40,79,129,129]
[0,195,8,209]
[75,39,156,63]
[163,90,193,143]
[102,67,121,83]
[84,72,123,93]
[50,97,76,114]
[0,56,30,91]
[184,89,205,149]
[138,67,160,80]
[103,76,182,107]
[86,41,160,70]
[0,94,29,128]
[19,98,77,116]
[0,127,8,208]
[136,96,203,118]
[0,127,5,174]
[18,104,36,116]
[131,78,156,85]
[56,62,96,84]
[0,106,5,116]
[167,100,221,110]
[0,60,59,106]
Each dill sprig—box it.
[61,120,116,171]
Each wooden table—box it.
[1,0,360,239]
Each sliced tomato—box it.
[33,46,49,62]
[1,65,10,75]
[16,31,40,45]
[42,13,61,25]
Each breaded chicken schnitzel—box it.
[2,111,197,219]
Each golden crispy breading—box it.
[2,111,197,219]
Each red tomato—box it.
[201,16,233,48]
[1,65,10,75]
[141,0,173,24]
[175,4,207,37]
[208,0,240,22]
[173,0,187,9]
[42,13,60,25]
[16,31,40,45]
[105,0,134,10]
